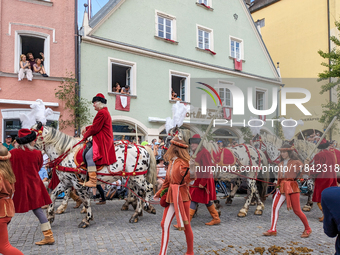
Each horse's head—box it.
[31,121,48,151]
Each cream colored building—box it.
[250,0,340,140]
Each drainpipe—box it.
[75,0,79,136]
[327,0,332,140]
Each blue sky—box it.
[78,0,109,27]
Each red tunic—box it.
[83,107,116,166]
[190,147,216,204]
[310,149,338,203]
[10,148,52,213]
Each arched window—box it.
[112,122,145,143]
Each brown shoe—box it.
[83,170,97,188]
[205,204,221,225]
[263,230,277,236]
[301,229,312,238]
[96,200,106,205]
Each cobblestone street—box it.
[8,195,335,255]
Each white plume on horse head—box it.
[165,101,190,133]
[19,99,53,128]
[249,116,265,136]
[279,117,304,141]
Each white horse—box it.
[32,122,157,228]
[164,127,269,217]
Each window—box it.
[155,11,177,41]
[158,16,172,39]
[109,58,136,95]
[112,122,145,143]
[170,70,190,102]
[197,25,213,51]
[229,36,243,60]
[3,119,57,141]
[215,81,232,107]
[218,88,231,107]
[256,91,265,110]
[198,0,208,5]
[15,31,50,75]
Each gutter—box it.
[327,0,332,140]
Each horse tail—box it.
[145,146,157,187]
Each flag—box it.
[115,95,130,111]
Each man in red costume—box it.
[305,138,338,222]
[10,129,55,245]
[189,134,220,225]
[82,93,116,187]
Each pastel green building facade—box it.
[80,0,281,143]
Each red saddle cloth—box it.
[74,143,103,171]
[212,148,236,166]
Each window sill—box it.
[169,100,190,105]
[108,92,137,99]
[154,36,179,45]
[0,71,63,81]
[19,0,53,6]
[196,2,214,11]
[195,47,216,55]
[229,56,245,62]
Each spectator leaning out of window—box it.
[121,85,130,95]
[33,58,48,77]
[114,82,121,93]
[18,54,33,81]
[171,89,181,101]
[2,135,14,151]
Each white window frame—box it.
[197,0,212,7]
[169,70,190,103]
[255,88,268,111]
[196,25,214,51]
[229,36,244,61]
[155,10,177,41]
[108,57,137,95]
[215,80,233,107]
[15,30,50,75]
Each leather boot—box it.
[173,209,196,229]
[205,204,221,225]
[70,190,82,208]
[35,223,55,245]
[83,167,97,187]
[317,202,324,222]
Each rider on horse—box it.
[81,93,117,187]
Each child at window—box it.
[121,85,130,95]
[171,90,181,101]
[18,54,33,81]
[33,59,48,77]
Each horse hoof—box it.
[48,218,54,224]
[121,206,128,211]
[80,209,87,214]
[250,202,256,206]
[302,208,311,212]
[151,209,156,214]
[138,211,143,217]
[254,210,263,215]
[78,221,89,228]
[129,217,138,223]
[218,211,221,217]
[55,209,64,214]
[237,212,246,217]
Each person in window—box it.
[171,90,181,101]
[114,82,121,93]
[121,85,130,95]
[27,52,44,71]
[2,136,14,151]
[18,54,33,81]
[33,59,48,77]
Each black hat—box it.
[16,129,36,145]
[92,93,107,104]
[189,134,201,144]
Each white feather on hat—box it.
[279,117,304,140]
[165,101,190,133]
[248,116,265,136]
